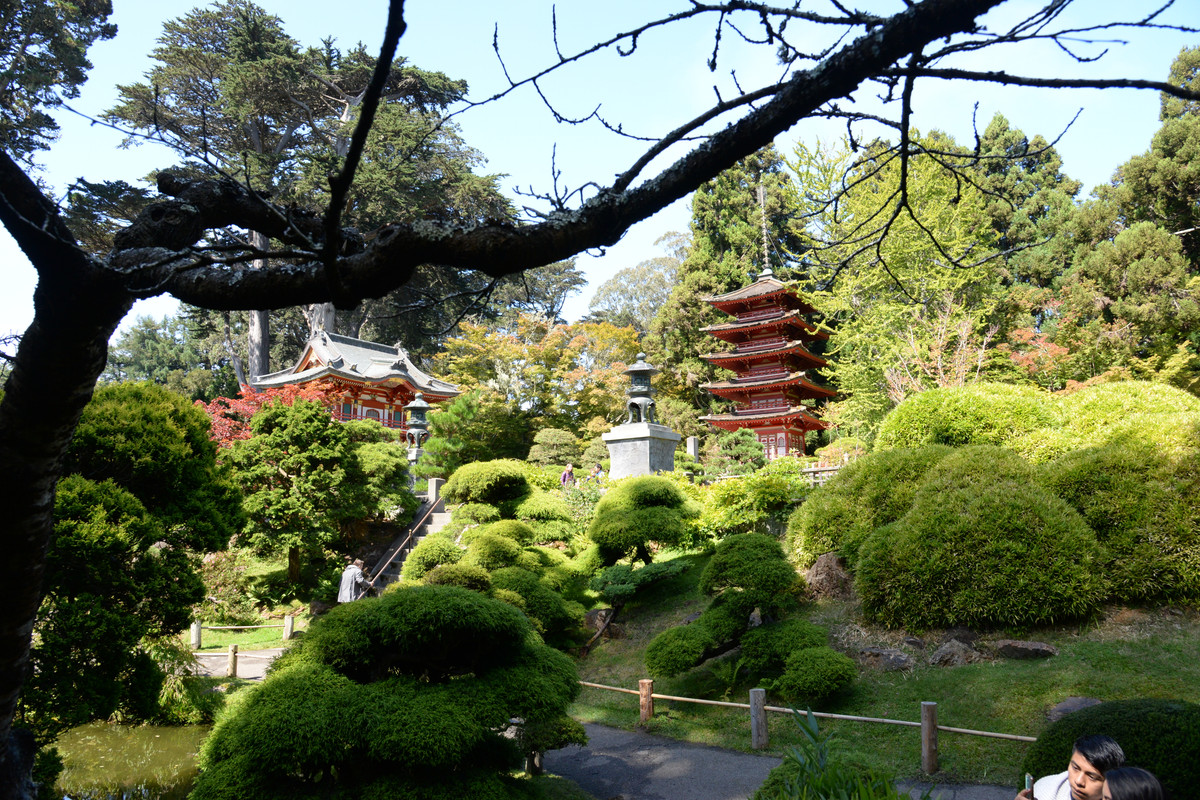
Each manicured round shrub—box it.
[1040,436,1200,603]
[460,533,523,572]
[401,534,463,581]
[423,563,492,593]
[875,383,1055,451]
[771,647,856,703]
[700,533,801,611]
[787,445,952,569]
[474,520,537,545]
[442,459,530,506]
[587,476,701,564]
[1022,699,1200,800]
[697,471,802,539]
[740,618,828,674]
[645,624,718,679]
[526,427,582,467]
[194,586,581,799]
[451,503,501,525]
[489,567,580,641]
[855,447,1106,629]
[512,490,572,523]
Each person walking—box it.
[338,558,369,602]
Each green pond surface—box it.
[55,722,209,800]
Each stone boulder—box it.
[804,553,854,600]
[929,639,985,667]
[992,639,1058,659]
[859,647,915,672]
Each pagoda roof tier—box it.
[254,331,459,401]
[701,309,827,343]
[700,339,827,370]
[703,277,818,316]
[701,372,836,401]
[701,405,828,431]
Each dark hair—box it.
[1104,768,1165,800]
[1073,735,1126,774]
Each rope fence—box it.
[580,679,1035,774]
[188,617,299,649]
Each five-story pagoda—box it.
[699,266,834,459]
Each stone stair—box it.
[369,497,452,589]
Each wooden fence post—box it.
[190,621,202,650]
[638,679,654,724]
[750,688,768,750]
[283,615,295,641]
[226,644,238,678]
[921,701,938,774]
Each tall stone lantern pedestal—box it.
[602,354,681,480]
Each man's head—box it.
[353,559,365,569]
[1066,736,1126,800]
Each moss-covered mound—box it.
[875,383,1055,451]
[442,459,531,506]
[587,475,701,564]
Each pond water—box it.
[54,722,209,800]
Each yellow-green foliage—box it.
[460,533,523,572]
[512,490,572,523]
[855,447,1106,629]
[787,446,952,568]
[875,383,1055,450]
[489,567,583,643]
[770,647,856,703]
[464,520,536,546]
[423,563,492,593]
[193,586,580,799]
[400,534,462,581]
[442,459,530,505]
[697,470,806,539]
[1039,431,1200,603]
[450,502,501,525]
[587,475,701,564]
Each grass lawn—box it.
[570,551,1200,789]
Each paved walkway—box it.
[545,723,1017,800]
[192,647,283,680]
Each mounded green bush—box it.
[1039,435,1200,603]
[645,625,718,679]
[787,446,952,569]
[697,471,803,539]
[740,618,828,674]
[855,446,1106,630]
[442,459,531,506]
[875,383,1055,451]
[1022,699,1200,800]
[460,533,523,572]
[194,586,581,799]
[587,476,701,564]
[451,503,501,525]
[490,567,581,642]
[700,533,801,609]
[512,490,572,523]
[771,647,856,703]
[423,563,492,593]
[401,535,463,581]
[474,520,536,545]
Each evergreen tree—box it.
[414,389,533,480]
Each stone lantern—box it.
[602,353,680,479]
[404,393,431,476]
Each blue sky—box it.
[2,0,1196,340]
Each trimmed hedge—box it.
[874,383,1055,451]
[787,446,952,569]
[644,625,718,679]
[700,533,802,610]
[451,503,501,525]
[401,535,463,581]
[1022,699,1200,800]
[423,563,492,593]
[855,446,1106,629]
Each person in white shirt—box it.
[1018,735,1126,800]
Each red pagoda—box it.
[699,267,834,459]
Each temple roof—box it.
[253,331,459,399]
[700,339,828,369]
[701,405,828,430]
[701,308,827,342]
[703,275,818,315]
[701,371,836,401]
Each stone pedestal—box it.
[603,422,681,480]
